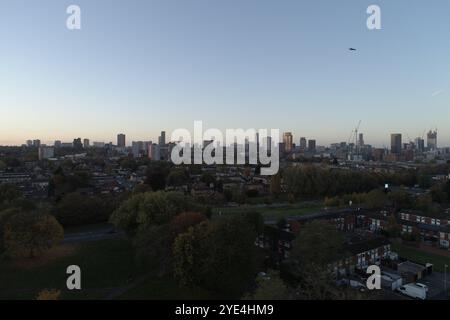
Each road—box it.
[63,227,125,244]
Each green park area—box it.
[212,201,323,220]
[0,236,235,300]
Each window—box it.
[416,216,421,222]
[440,232,445,240]
[437,220,441,226]
[431,219,436,225]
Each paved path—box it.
[63,228,125,244]
[103,274,151,300]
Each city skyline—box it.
[1,0,450,146]
[15,128,444,150]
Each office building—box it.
[38,146,54,160]
[33,139,41,148]
[427,130,437,150]
[283,132,293,152]
[390,134,402,154]
[117,134,126,147]
[299,137,307,150]
[415,137,425,153]
[148,143,161,161]
[159,131,166,146]
[83,139,90,149]
[308,139,316,152]
[359,133,364,146]
[73,138,83,149]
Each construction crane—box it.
[347,120,362,160]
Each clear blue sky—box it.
[1,0,449,147]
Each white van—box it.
[397,283,427,300]
[415,283,429,293]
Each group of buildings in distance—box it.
[25,129,448,164]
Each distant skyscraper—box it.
[415,137,425,153]
[117,134,126,147]
[159,131,166,145]
[427,130,437,150]
[33,139,41,148]
[148,143,160,160]
[54,140,61,148]
[73,138,83,149]
[299,137,307,150]
[132,141,145,158]
[358,133,364,146]
[390,134,402,154]
[26,140,33,147]
[83,139,90,149]
[308,139,316,152]
[283,132,293,152]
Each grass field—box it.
[118,275,214,300]
[0,237,225,300]
[212,201,323,220]
[392,243,450,273]
[0,239,142,300]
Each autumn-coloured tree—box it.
[169,212,206,240]
[3,211,64,258]
[36,289,61,300]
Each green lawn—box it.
[392,243,450,273]
[0,237,236,300]
[118,275,214,300]
[0,239,143,300]
[213,202,323,220]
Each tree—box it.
[133,183,152,194]
[167,169,189,187]
[36,289,61,300]
[290,220,344,267]
[292,264,346,300]
[0,184,22,210]
[364,189,387,209]
[110,191,195,235]
[244,270,291,300]
[384,215,401,238]
[284,220,351,300]
[169,212,206,239]
[3,211,64,258]
[173,214,259,297]
[145,162,171,191]
[388,190,413,210]
[55,192,115,227]
[270,172,281,196]
[133,224,172,275]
